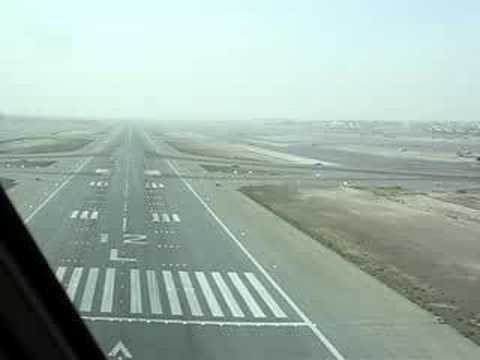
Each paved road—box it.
[8,125,480,359]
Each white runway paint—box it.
[146,270,162,314]
[101,268,116,313]
[82,316,307,328]
[172,213,181,223]
[145,170,161,176]
[152,213,160,222]
[162,213,171,223]
[56,267,288,319]
[245,272,287,318]
[70,210,79,219]
[55,266,67,282]
[25,157,92,224]
[130,269,143,314]
[90,210,99,220]
[122,217,127,232]
[196,272,223,317]
[100,233,109,243]
[212,272,244,318]
[163,271,182,316]
[80,268,99,312]
[110,249,136,263]
[66,267,83,301]
[179,271,203,316]
[80,210,89,220]
[165,157,346,360]
[229,272,265,318]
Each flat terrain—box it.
[241,184,480,343]
[2,117,480,359]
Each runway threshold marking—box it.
[82,316,308,327]
[100,268,116,313]
[196,272,224,317]
[80,268,99,312]
[163,270,182,316]
[228,272,265,318]
[179,271,203,317]
[211,272,244,318]
[165,158,346,360]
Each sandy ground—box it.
[241,184,480,344]
[0,136,93,154]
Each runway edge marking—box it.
[25,156,93,224]
[164,156,347,360]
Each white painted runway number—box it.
[123,233,147,245]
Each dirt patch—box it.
[240,184,480,344]
[200,164,278,176]
[0,136,92,154]
[0,159,56,168]
[166,140,262,162]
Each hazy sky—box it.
[1,0,479,121]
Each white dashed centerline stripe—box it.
[179,271,203,316]
[196,272,223,317]
[162,213,170,223]
[164,157,346,360]
[245,272,287,318]
[56,266,67,282]
[25,157,92,224]
[152,213,160,222]
[163,271,182,316]
[172,214,181,223]
[228,272,265,318]
[90,210,99,220]
[212,272,244,318]
[80,210,89,220]
[146,270,162,314]
[80,268,99,312]
[70,210,79,219]
[151,182,157,189]
[130,269,142,314]
[66,267,83,301]
[101,268,116,313]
